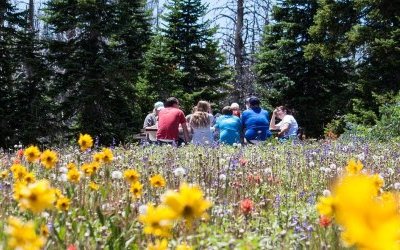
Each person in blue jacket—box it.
[241,96,272,144]
[214,106,242,145]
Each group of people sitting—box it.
[143,96,299,146]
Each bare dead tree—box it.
[210,0,273,102]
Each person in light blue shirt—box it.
[241,96,272,143]
[214,106,242,145]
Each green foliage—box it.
[255,0,352,138]
[43,0,152,143]
[149,0,232,111]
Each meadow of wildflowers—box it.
[1,135,400,249]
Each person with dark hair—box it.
[269,105,298,142]
[157,97,189,145]
[241,96,272,144]
[214,106,242,145]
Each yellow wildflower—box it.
[40,224,50,238]
[66,162,77,170]
[146,239,168,250]
[176,242,193,250]
[67,168,81,183]
[124,169,140,183]
[150,174,166,188]
[56,196,71,211]
[5,216,46,250]
[10,164,28,181]
[81,163,93,176]
[101,148,113,163]
[345,159,363,175]
[89,181,100,191]
[24,172,36,184]
[130,181,143,199]
[78,133,93,151]
[316,196,335,218]
[24,146,41,163]
[1,170,9,179]
[19,180,56,213]
[93,152,104,163]
[53,188,63,199]
[13,180,27,201]
[138,204,175,237]
[40,149,58,169]
[370,174,384,192]
[162,183,212,224]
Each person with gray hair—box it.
[143,101,164,142]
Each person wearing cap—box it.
[157,97,189,146]
[230,103,241,117]
[143,101,164,142]
[241,96,272,144]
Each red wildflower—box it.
[240,198,254,215]
[239,158,248,166]
[16,149,24,158]
[319,215,332,227]
[67,244,78,250]
[247,174,262,184]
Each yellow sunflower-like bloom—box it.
[345,159,363,175]
[1,170,9,179]
[66,162,77,170]
[138,204,175,237]
[93,152,104,163]
[146,239,168,250]
[40,224,50,238]
[19,180,56,213]
[176,242,193,250]
[13,180,27,201]
[150,174,166,188]
[56,196,71,211]
[24,146,41,163]
[78,133,93,151]
[67,167,81,183]
[162,183,212,224]
[130,181,143,199]
[370,174,384,192]
[24,172,36,184]
[316,196,335,218]
[10,164,28,181]
[40,149,58,169]
[101,148,113,163]
[5,216,46,250]
[81,163,93,176]
[89,181,100,191]
[124,169,140,183]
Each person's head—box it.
[196,100,211,113]
[190,111,210,128]
[230,103,240,111]
[275,105,291,119]
[245,97,251,109]
[248,96,260,108]
[153,101,164,114]
[222,106,233,115]
[165,97,180,108]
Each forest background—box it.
[1,0,399,147]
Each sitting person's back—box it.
[241,96,272,142]
[215,106,241,145]
[190,101,213,145]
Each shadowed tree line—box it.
[1,0,399,147]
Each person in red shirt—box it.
[157,97,189,145]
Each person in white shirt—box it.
[269,106,298,141]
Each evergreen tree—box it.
[255,0,351,137]
[306,0,400,126]
[44,0,151,143]
[156,0,231,111]
[0,0,52,148]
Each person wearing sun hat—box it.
[143,101,164,142]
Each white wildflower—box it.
[111,170,123,179]
[173,167,186,177]
[219,174,227,181]
[322,190,331,197]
